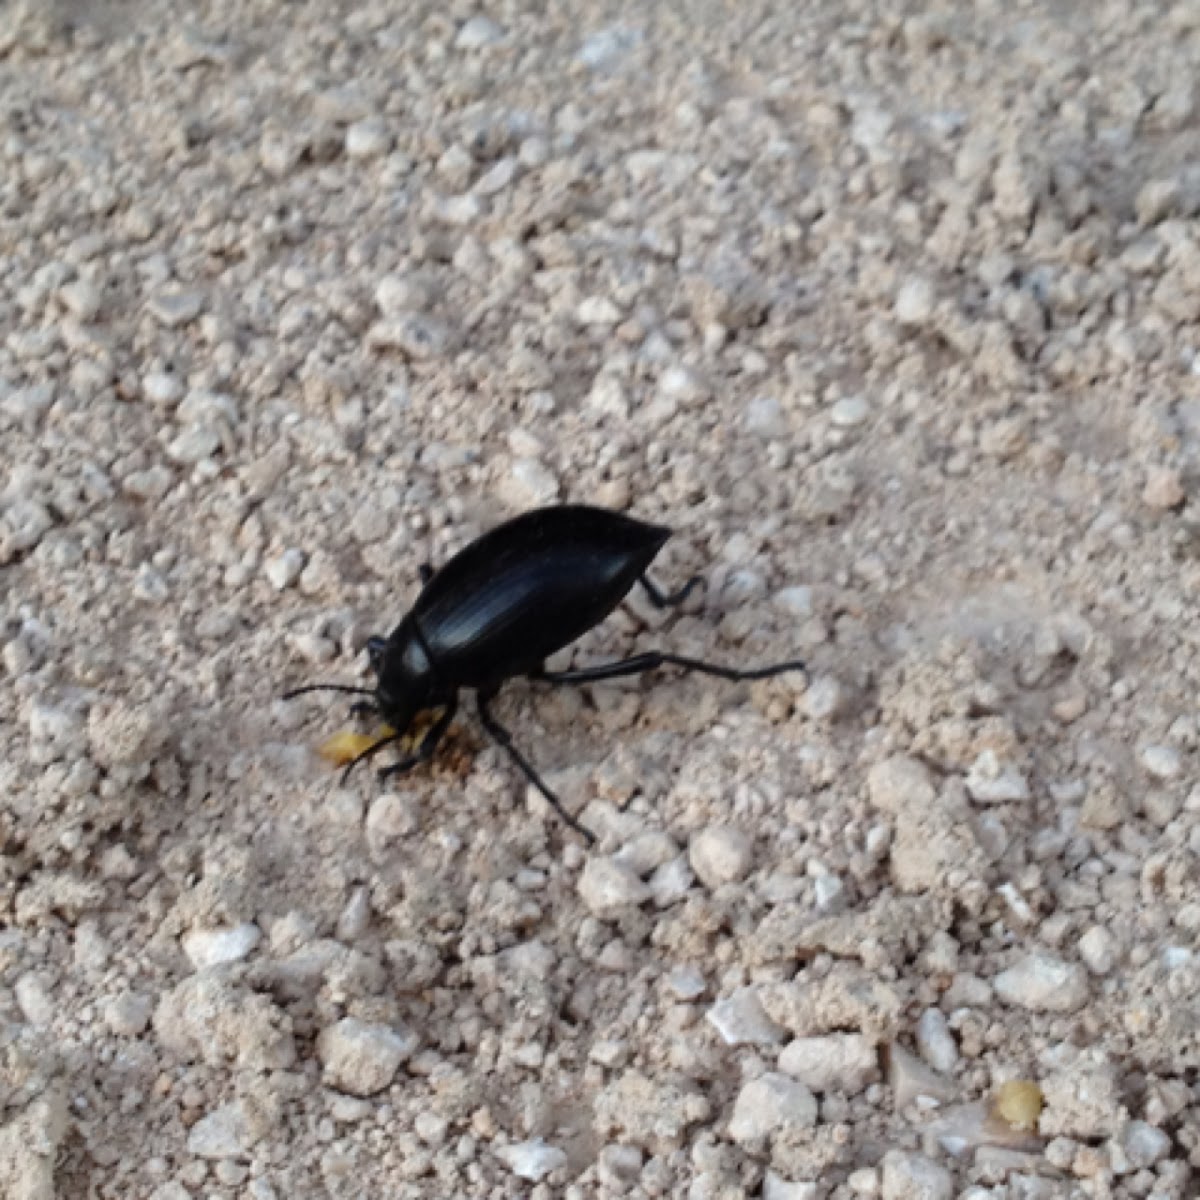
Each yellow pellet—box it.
[993,1080,1044,1131]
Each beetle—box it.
[283,504,806,843]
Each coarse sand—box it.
[2,1,1199,1197]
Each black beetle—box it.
[284,504,805,843]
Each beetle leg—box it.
[339,732,404,786]
[639,573,704,608]
[418,562,435,585]
[475,689,597,845]
[537,650,807,685]
[282,683,376,700]
[377,699,458,782]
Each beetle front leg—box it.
[377,698,457,782]
[476,688,597,845]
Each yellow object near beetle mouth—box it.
[315,726,396,767]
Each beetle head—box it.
[366,622,434,731]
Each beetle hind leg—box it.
[476,688,597,845]
[537,650,807,685]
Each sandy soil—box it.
[2,1,1199,1197]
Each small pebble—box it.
[964,750,1030,803]
[689,826,753,888]
[778,1034,877,1094]
[264,548,306,590]
[1123,1120,1171,1168]
[763,1175,821,1200]
[1077,926,1118,975]
[147,290,204,327]
[915,1008,958,1073]
[895,277,936,325]
[706,987,786,1046]
[105,990,153,1036]
[830,395,870,427]
[187,1101,253,1159]
[665,965,706,1001]
[182,923,262,970]
[1140,744,1181,779]
[495,1139,567,1182]
[167,426,220,465]
[577,296,622,325]
[456,15,504,49]
[317,1018,418,1097]
[879,1150,953,1200]
[578,857,652,919]
[1142,466,1185,510]
[345,119,393,159]
[727,1073,817,1144]
[993,953,1088,1013]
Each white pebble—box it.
[1140,744,1181,779]
[965,750,1030,803]
[366,792,419,850]
[475,157,516,196]
[895,277,936,326]
[706,987,786,1047]
[744,395,789,438]
[689,826,753,888]
[182,923,261,970]
[778,1034,877,1094]
[456,15,504,49]
[28,701,85,753]
[830,395,870,427]
[504,458,560,506]
[187,1101,253,1159]
[577,295,622,325]
[665,965,706,1001]
[993,953,1088,1013]
[264,548,306,591]
[317,1018,417,1097]
[615,831,680,876]
[147,289,204,327]
[578,857,651,918]
[60,279,103,321]
[105,990,154,1036]
[15,973,54,1026]
[1077,926,1118,975]
[658,366,709,406]
[495,1139,567,1182]
[336,886,371,941]
[727,1073,817,1144]
[880,1150,953,1200]
[345,119,393,159]
[579,26,642,70]
[774,586,814,619]
[167,425,220,464]
[142,371,184,407]
[1123,1120,1171,1168]
[915,1008,958,1073]
[648,855,694,907]
[803,675,844,722]
[764,1174,821,1200]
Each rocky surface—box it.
[1,0,1199,1196]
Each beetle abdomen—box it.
[412,506,670,686]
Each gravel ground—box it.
[2,1,1200,1197]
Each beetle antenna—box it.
[282,684,377,700]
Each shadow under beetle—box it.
[283,504,806,843]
